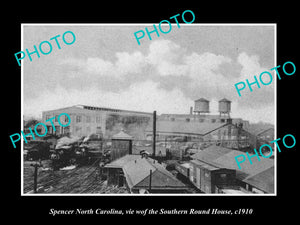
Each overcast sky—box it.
[23,24,275,124]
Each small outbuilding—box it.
[110,130,133,161]
[105,154,188,193]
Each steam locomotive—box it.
[50,134,110,170]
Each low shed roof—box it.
[190,160,220,171]
[243,166,274,193]
[112,130,133,140]
[105,154,141,168]
[191,145,274,190]
[105,154,187,190]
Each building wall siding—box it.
[42,106,152,139]
[41,107,112,137]
[189,161,236,193]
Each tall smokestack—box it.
[152,111,156,157]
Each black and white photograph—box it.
[21,24,275,195]
[4,4,298,221]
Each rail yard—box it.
[23,160,128,194]
[22,99,275,195]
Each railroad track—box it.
[79,180,106,194]
[23,159,101,194]
[24,166,80,193]
[58,167,99,193]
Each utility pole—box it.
[30,162,42,193]
[149,169,152,193]
[152,111,156,158]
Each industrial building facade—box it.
[37,99,274,194]
[40,98,270,152]
[41,105,152,138]
[159,98,250,129]
[146,122,251,147]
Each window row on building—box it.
[168,117,232,123]
[46,125,103,136]
[46,126,70,136]
[45,114,103,124]
[45,114,70,122]
[75,115,103,123]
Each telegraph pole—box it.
[149,169,152,193]
[30,162,42,193]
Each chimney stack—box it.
[152,111,156,157]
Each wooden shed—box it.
[105,154,188,193]
[110,130,133,161]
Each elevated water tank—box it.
[194,98,210,114]
[219,98,231,115]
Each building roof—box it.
[244,124,275,136]
[256,128,275,136]
[43,105,152,116]
[146,121,227,136]
[243,166,274,193]
[219,98,231,102]
[191,145,232,162]
[112,130,133,140]
[190,160,220,171]
[213,151,274,180]
[42,105,90,114]
[191,145,274,184]
[105,154,141,168]
[135,169,186,190]
[105,154,187,190]
[195,98,209,102]
[159,114,231,119]
[76,105,152,115]
[123,157,155,188]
